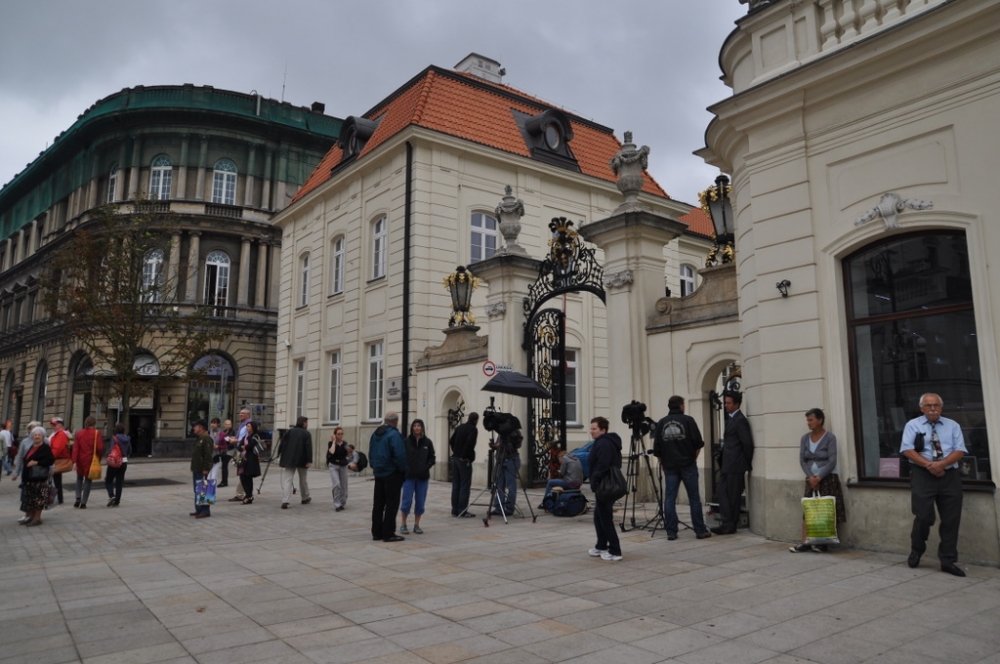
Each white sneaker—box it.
[601,551,623,561]
[588,548,605,557]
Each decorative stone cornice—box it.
[603,270,634,290]
[855,193,933,232]
[484,302,507,318]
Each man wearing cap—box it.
[49,418,72,505]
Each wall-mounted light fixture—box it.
[776,279,791,297]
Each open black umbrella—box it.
[482,370,552,400]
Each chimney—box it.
[311,101,325,113]
[454,53,503,84]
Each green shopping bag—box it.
[802,492,840,545]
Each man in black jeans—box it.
[588,416,624,561]
[369,412,408,542]
[449,412,479,517]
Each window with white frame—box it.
[367,341,383,420]
[299,252,310,307]
[204,250,230,315]
[470,212,499,263]
[295,359,305,419]
[551,349,578,424]
[331,236,345,295]
[680,264,696,297]
[142,249,164,302]
[328,350,341,423]
[211,158,237,205]
[107,164,118,203]
[372,216,387,280]
[149,155,173,200]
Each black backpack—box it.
[355,451,369,471]
[551,492,588,517]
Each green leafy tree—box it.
[40,202,225,428]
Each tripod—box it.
[619,421,666,535]
[467,432,537,525]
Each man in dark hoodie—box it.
[369,412,408,542]
[587,416,624,561]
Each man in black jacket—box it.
[712,392,754,534]
[449,412,479,517]
[279,416,313,509]
[653,396,711,540]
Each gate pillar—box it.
[579,210,688,417]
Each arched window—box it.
[299,252,310,307]
[845,231,989,483]
[680,264,696,296]
[331,236,345,295]
[204,251,230,316]
[187,354,235,434]
[372,216,387,279]
[107,163,119,203]
[149,155,173,200]
[34,361,48,421]
[142,249,164,303]
[471,212,498,263]
[212,158,238,205]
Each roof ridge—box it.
[411,70,435,125]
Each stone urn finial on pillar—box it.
[609,130,650,214]
[495,185,526,255]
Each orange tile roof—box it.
[293,66,672,205]
[677,207,714,238]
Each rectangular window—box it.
[372,217,387,279]
[328,351,341,423]
[551,349,578,424]
[680,264,696,297]
[367,341,384,421]
[332,237,345,294]
[471,212,498,263]
[295,359,305,420]
[107,168,118,203]
[150,167,172,200]
[212,171,237,205]
[300,253,310,307]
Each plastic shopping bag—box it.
[195,478,217,506]
[802,493,840,545]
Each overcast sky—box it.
[0,0,746,207]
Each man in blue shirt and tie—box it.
[900,393,967,576]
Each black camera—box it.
[621,400,653,436]
[483,409,523,450]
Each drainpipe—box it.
[401,142,413,433]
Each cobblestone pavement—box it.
[2,460,998,664]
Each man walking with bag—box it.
[279,416,312,509]
[588,416,624,561]
[190,420,214,519]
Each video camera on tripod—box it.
[621,400,656,442]
[483,408,523,450]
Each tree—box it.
[40,202,225,429]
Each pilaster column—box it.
[194,136,209,201]
[2,238,10,270]
[261,149,273,211]
[237,236,252,307]
[128,137,142,200]
[16,229,26,264]
[186,231,202,302]
[114,143,127,201]
[579,210,687,409]
[166,232,181,301]
[255,241,269,308]
[244,143,257,207]
[275,143,288,211]
[87,153,100,210]
[177,135,190,199]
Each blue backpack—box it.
[551,492,588,517]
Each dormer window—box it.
[513,108,579,172]
[337,116,380,161]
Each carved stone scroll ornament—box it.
[855,193,933,231]
[603,270,634,290]
[484,302,507,318]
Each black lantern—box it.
[443,265,479,327]
[701,174,735,266]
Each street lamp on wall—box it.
[701,174,735,267]
[442,265,479,327]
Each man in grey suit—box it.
[712,391,754,535]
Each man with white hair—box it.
[900,393,968,576]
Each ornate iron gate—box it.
[522,218,605,484]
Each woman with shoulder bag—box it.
[399,419,435,534]
[104,423,132,507]
[19,427,54,527]
[327,427,350,511]
[236,421,263,504]
[588,416,625,562]
[70,415,103,509]
[790,408,846,553]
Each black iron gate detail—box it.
[523,217,605,484]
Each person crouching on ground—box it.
[540,449,583,509]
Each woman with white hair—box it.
[17,426,54,526]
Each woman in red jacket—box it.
[70,415,104,508]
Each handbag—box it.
[107,439,123,469]
[802,491,840,545]
[88,443,102,481]
[27,463,51,482]
[594,446,628,503]
[54,458,73,474]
